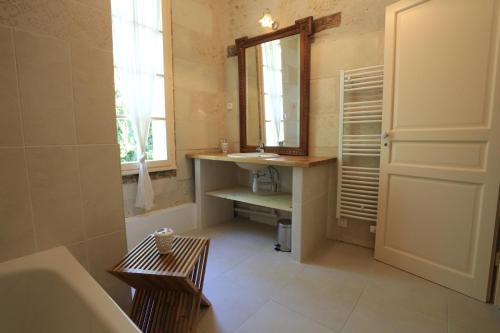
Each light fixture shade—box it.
[259,9,274,28]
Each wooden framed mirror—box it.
[236,17,313,156]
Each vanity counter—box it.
[186,151,336,168]
[190,151,335,262]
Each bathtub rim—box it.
[0,247,140,333]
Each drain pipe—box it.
[251,171,259,192]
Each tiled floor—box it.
[186,220,500,333]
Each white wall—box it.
[125,203,197,250]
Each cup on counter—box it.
[220,139,229,154]
[153,228,174,254]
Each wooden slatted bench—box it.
[109,235,210,333]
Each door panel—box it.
[385,175,481,272]
[392,0,495,129]
[390,142,486,169]
[376,0,500,301]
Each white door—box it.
[376,0,500,301]
[496,251,500,306]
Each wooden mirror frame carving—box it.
[236,17,313,156]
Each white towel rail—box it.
[336,65,383,223]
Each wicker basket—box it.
[153,228,174,254]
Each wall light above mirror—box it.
[259,8,279,30]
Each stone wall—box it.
[223,0,399,248]
[122,0,400,248]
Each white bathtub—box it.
[125,202,197,250]
[0,247,140,333]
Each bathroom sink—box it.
[234,162,267,172]
[227,152,280,158]
[228,153,280,173]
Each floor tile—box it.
[447,290,500,333]
[175,220,500,333]
[186,220,274,282]
[271,265,365,331]
[365,262,448,320]
[235,301,335,333]
[306,241,375,275]
[222,248,304,300]
[342,294,447,333]
[199,276,268,333]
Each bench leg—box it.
[200,293,211,307]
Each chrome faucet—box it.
[256,143,265,153]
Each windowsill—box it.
[121,164,176,176]
[121,166,177,184]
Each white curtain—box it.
[261,40,284,145]
[112,0,163,210]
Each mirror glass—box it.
[245,34,301,148]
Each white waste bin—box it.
[275,219,291,252]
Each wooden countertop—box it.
[186,151,336,168]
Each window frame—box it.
[113,0,176,175]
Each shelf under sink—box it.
[205,187,292,212]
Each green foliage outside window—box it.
[116,90,154,163]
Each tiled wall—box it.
[223,0,399,248]
[0,0,129,307]
[122,0,228,217]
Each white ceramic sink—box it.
[234,162,267,172]
[227,152,280,173]
[227,152,280,159]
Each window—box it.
[111,0,175,174]
[261,40,285,146]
